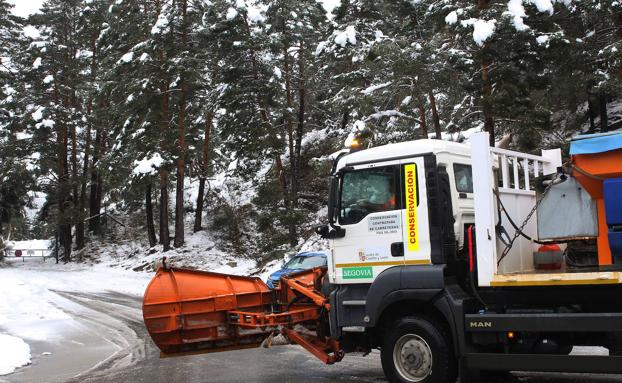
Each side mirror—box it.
[315,224,346,239]
[315,224,330,238]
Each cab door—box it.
[332,161,404,284]
[400,157,432,266]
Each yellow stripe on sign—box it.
[404,163,419,251]
[335,260,431,268]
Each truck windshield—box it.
[339,166,398,225]
[284,256,327,269]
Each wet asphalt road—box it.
[7,291,622,383]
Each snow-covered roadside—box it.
[0,334,30,376]
[0,258,158,380]
[0,238,261,379]
[0,230,326,379]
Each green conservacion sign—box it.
[342,266,373,279]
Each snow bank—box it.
[0,266,73,342]
[0,334,30,376]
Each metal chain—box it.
[497,177,557,266]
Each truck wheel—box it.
[381,316,457,383]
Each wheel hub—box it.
[393,334,433,382]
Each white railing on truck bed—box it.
[471,132,562,287]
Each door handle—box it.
[391,242,404,257]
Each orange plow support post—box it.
[142,263,343,364]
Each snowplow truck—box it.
[143,132,622,383]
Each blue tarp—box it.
[570,132,622,155]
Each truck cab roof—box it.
[336,139,471,170]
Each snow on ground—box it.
[86,230,259,276]
[0,229,327,378]
[0,258,152,343]
[0,256,155,378]
[0,334,30,376]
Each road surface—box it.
[4,291,622,383]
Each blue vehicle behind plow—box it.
[266,251,328,289]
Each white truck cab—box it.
[327,139,474,285]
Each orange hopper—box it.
[573,146,622,265]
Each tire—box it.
[381,316,457,383]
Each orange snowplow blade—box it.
[142,264,343,363]
[142,267,273,356]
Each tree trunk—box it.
[194,113,213,233]
[146,182,157,247]
[159,82,171,251]
[294,40,306,208]
[75,121,89,250]
[283,43,297,247]
[600,91,608,132]
[77,34,98,250]
[89,101,104,233]
[341,109,349,131]
[428,92,441,139]
[88,153,100,232]
[71,124,80,250]
[174,98,186,248]
[481,57,495,146]
[417,101,428,138]
[587,95,597,133]
[174,0,188,248]
[58,120,71,261]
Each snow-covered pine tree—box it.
[23,0,91,260]
[0,0,33,242]
[98,0,173,248]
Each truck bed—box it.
[491,270,622,286]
